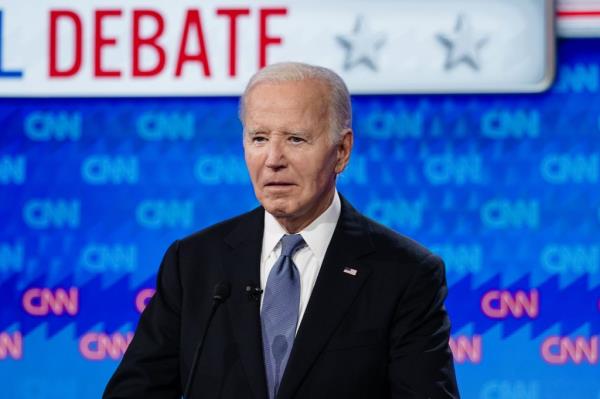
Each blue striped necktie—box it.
[261,234,305,399]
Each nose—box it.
[265,138,286,170]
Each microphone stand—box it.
[182,282,230,399]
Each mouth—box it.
[264,182,296,188]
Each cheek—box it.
[310,153,338,182]
[244,153,262,179]
[297,165,331,194]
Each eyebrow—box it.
[283,130,309,137]
[245,129,309,136]
[245,128,266,136]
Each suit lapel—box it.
[277,196,375,399]
[223,207,268,399]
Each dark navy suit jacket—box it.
[103,196,459,398]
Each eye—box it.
[252,135,268,143]
[289,136,306,144]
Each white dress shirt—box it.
[260,190,341,333]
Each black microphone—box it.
[245,283,263,302]
[183,282,230,399]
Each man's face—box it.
[242,79,352,232]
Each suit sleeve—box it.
[388,253,460,399]
[103,240,183,399]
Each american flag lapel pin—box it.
[343,266,358,276]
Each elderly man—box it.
[103,62,459,399]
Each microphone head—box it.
[213,282,231,303]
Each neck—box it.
[275,190,336,233]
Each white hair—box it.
[239,62,352,142]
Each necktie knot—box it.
[280,234,305,257]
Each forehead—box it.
[243,80,330,128]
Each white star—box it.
[337,16,386,71]
[437,14,488,71]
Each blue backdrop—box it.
[1,38,599,399]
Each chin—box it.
[264,204,292,217]
[262,199,296,218]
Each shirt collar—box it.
[262,190,341,262]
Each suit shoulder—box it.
[358,214,446,289]
[362,214,436,264]
[177,207,261,248]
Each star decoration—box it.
[336,16,386,71]
[437,14,489,71]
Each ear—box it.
[335,129,353,174]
